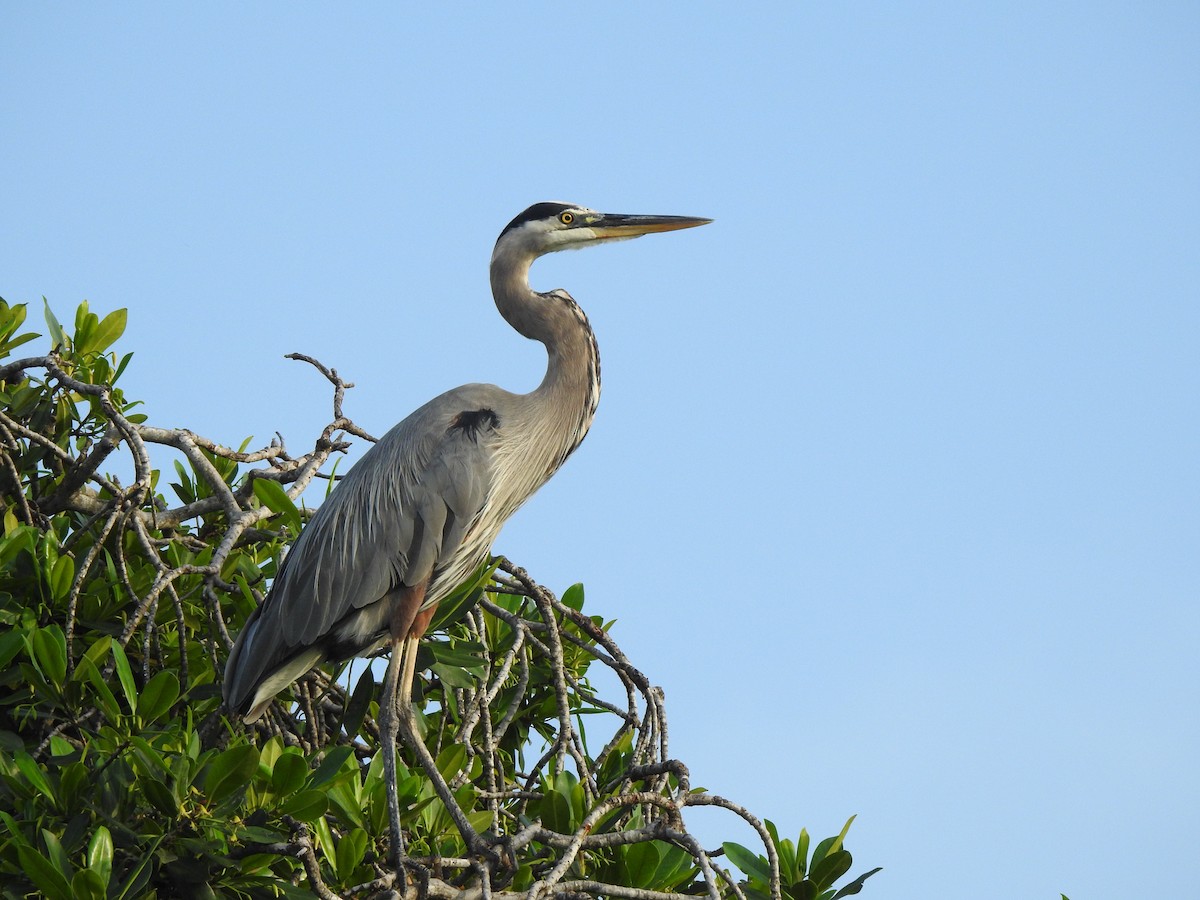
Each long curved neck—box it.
[490,248,601,469]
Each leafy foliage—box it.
[723,818,880,900]
[0,298,877,898]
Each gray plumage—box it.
[223,201,710,725]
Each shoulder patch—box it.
[448,408,500,442]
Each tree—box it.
[0,298,879,899]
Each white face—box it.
[504,206,642,259]
[494,203,710,263]
[532,206,605,248]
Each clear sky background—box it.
[4,5,1197,898]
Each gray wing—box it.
[223,383,506,717]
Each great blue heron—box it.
[223,201,710,860]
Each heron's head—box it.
[493,201,711,263]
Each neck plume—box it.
[489,244,601,491]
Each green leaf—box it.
[141,777,178,816]
[557,770,584,827]
[0,811,28,848]
[831,866,882,898]
[270,749,309,796]
[71,868,106,900]
[78,656,122,722]
[57,762,89,809]
[312,813,336,859]
[334,828,368,881]
[767,821,798,885]
[279,788,328,822]
[540,782,573,833]
[90,308,127,353]
[561,582,586,611]
[113,350,133,382]
[340,665,375,739]
[110,641,137,714]
[810,849,852,891]
[0,329,37,352]
[252,477,302,533]
[2,504,17,536]
[810,834,835,871]
[30,626,67,689]
[111,833,165,899]
[73,301,96,350]
[537,771,582,835]
[257,734,284,771]
[136,669,179,723]
[43,299,65,349]
[467,808,494,834]
[326,779,367,830]
[17,845,73,900]
[435,743,469,781]
[128,736,170,778]
[204,744,259,805]
[623,840,664,887]
[722,841,772,884]
[829,814,856,855]
[432,660,478,689]
[238,825,288,843]
[77,635,112,673]
[87,824,112,885]
[652,842,698,891]
[0,299,37,353]
[14,751,56,804]
[41,829,72,880]
[310,744,354,787]
[427,640,487,669]
[0,522,37,566]
[0,628,26,670]
[171,737,198,801]
[49,554,74,601]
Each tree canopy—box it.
[0,298,878,900]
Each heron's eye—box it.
[559,211,574,225]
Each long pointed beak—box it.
[589,213,713,239]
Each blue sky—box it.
[4,5,1197,898]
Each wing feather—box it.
[223,384,506,718]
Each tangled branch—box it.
[1,301,874,900]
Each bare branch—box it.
[3,344,818,900]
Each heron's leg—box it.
[397,635,420,728]
[395,677,499,861]
[378,637,407,869]
[393,602,500,862]
[380,581,429,871]
[385,592,497,862]
[397,603,439,727]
